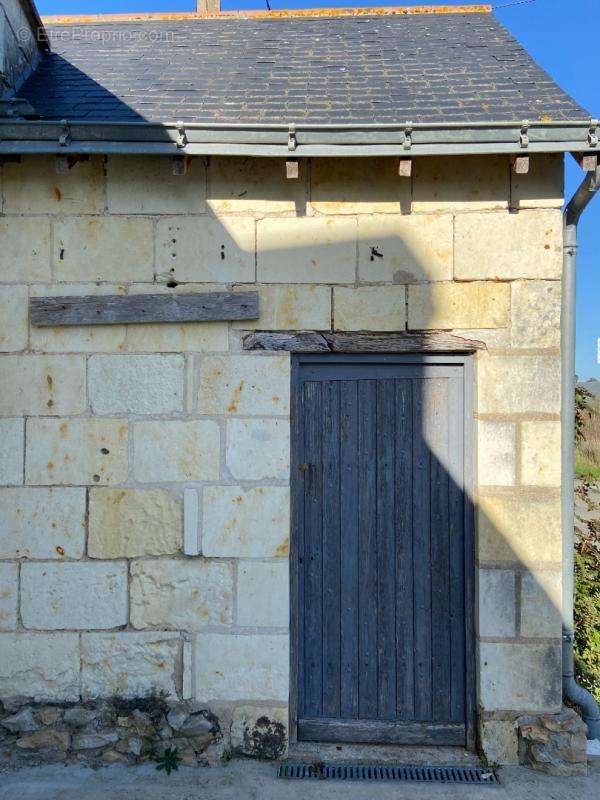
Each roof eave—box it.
[0,118,597,157]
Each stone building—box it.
[0,1,597,773]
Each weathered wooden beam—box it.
[244,331,330,352]
[243,331,486,353]
[172,155,194,176]
[30,291,259,327]
[286,159,299,179]
[55,154,90,173]
[398,157,412,177]
[574,153,598,172]
[0,154,21,166]
[511,155,530,174]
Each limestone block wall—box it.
[0,153,564,761]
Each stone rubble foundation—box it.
[517,707,589,776]
[0,698,241,770]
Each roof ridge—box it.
[41,5,493,25]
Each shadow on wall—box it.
[159,154,565,734]
[194,155,565,745]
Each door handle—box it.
[299,463,309,472]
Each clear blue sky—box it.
[35,0,600,379]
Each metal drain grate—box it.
[278,763,498,784]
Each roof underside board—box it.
[19,11,590,126]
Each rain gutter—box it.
[0,118,597,157]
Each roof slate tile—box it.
[20,11,589,125]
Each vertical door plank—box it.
[303,380,324,718]
[292,364,305,733]
[429,378,452,722]
[395,378,415,720]
[358,379,378,718]
[376,379,397,719]
[340,380,359,718]
[448,376,467,722]
[412,378,433,721]
[322,380,342,718]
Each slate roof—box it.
[19,9,590,126]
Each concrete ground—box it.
[1,759,599,800]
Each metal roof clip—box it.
[58,119,71,147]
[588,120,598,148]
[519,122,530,149]
[288,124,297,152]
[176,121,187,149]
[403,124,413,151]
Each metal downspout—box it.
[562,164,600,740]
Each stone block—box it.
[107,155,206,214]
[53,217,154,282]
[156,217,255,283]
[1,707,38,733]
[16,729,70,753]
[478,493,561,567]
[408,282,509,330]
[0,419,24,486]
[130,558,234,629]
[451,328,511,349]
[0,355,86,416]
[480,719,519,765]
[0,487,86,559]
[520,421,561,487]
[21,562,128,630]
[237,561,289,628]
[29,283,127,354]
[520,570,562,638]
[0,286,27,352]
[197,354,290,415]
[231,705,288,758]
[413,155,509,211]
[89,354,184,414]
[3,155,104,214]
[510,154,564,210]
[226,418,289,481]
[127,322,228,353]
[480,643,561,712]
[194,633,289,701]
[454,210,562,280]
[232,284,331,331]
[202,485,289,558]
[25,418,128,486]
[208,156,307,215]
[311,157,411,214]
[511,281,561,348]
[88,488,182,558]
[134,420,220,483]
[477,420,516,486]
[478,569,516,637]
[0,563,18,631]
[357,213,453,283]
[334,286,406,331]
[81,632,180,699]
[0,633,80,701]
[257,217,356,283]
[477,354,560,415]
[0,218,51,282]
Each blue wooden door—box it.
[291,355,475,747]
